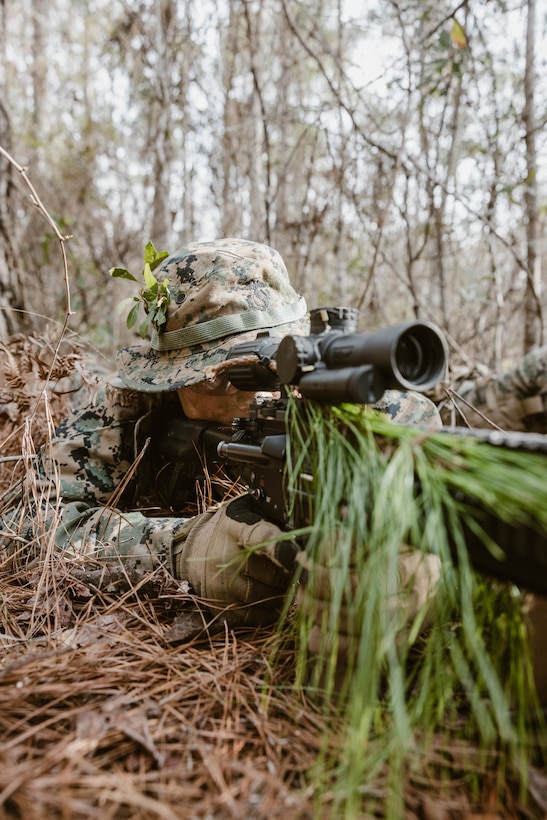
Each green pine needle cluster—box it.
[283,399,545,816]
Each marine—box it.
[0,238,441,630]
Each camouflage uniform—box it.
[447,346,547,433]
[1,239,441,625]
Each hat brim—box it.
[115,315,310,393]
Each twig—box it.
[0,145,75,441]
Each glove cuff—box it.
[171,509,217,590]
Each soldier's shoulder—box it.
[374,390,442,430]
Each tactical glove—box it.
[172,494,298,626]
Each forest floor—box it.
[1,334,546,819]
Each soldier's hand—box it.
[172,495,298,626]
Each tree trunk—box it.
[150,0,175,249]
[0,111,26,339]
[31,0,47,162]
[0,7,19,338]
[523,0,543,351]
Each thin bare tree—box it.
[522,0,543,350]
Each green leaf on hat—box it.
[109,266,138,282]
[126,302,141,330]
[144,240,170,271]
[110,243,171,337]
[116,296,138,315]
[143,262,157,290]
[139,311,154,339]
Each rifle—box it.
[158,307,547,595]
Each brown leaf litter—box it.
[0,332,103,495]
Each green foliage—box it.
[284,400,544,816]
[110,242,170,338]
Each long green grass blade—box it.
[284,398,545,816]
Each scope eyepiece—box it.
[225,333,281,390]
[276,320,447,392]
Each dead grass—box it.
[2,558,545,820]
[0,332,102,495]
[1,334,546,819]
[0,560,321,819]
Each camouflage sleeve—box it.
[44,381,148,505]
[454,346,547,432]
[1,381,189,577]
[495,346,547,398]
[47,501,188,575]
[1,493,190,578]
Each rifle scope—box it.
[226,306,448,402]
[277,311,448,391]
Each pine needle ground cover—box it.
[1,337,546,818]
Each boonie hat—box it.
[116,238,309,392]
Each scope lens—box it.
[396,333,424,382]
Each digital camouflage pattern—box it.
[0,383,187,578]
[373,389,441,428]
[447,345,547,433]
[116,239,310,392]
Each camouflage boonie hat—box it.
[116,239,309,392]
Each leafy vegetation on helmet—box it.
[110,241,171,338]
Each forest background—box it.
[0,0,545,375]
